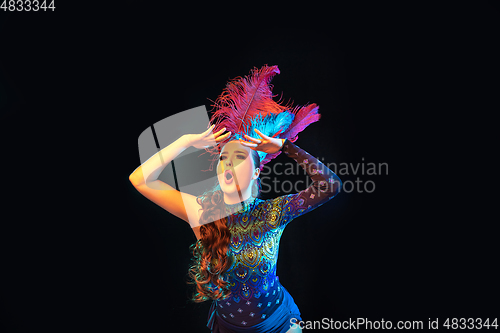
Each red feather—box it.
[281,103,321,143]
[209,65,288,136]
[258,103,321,167]
[202,65,321,171]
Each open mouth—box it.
[224,170,234,184]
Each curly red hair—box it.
[187,149,261,303]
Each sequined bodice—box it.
[211,197,288,326]
[207,139,341,327]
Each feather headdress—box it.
[205,64,321,171]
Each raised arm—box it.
[276,138,342,227]
[129,134,200,225]
[129,125,230,227]
[129,134,191,187]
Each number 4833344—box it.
[1,0,56,11]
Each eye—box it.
[219,155,245,161]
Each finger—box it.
[215,131,231,141]
[203,124,215,136]
[238,140,253,145]
[253,128,268,138]
[205,127,226,137]
[243,134,262,144]
[211,127,227,137]
[240,140,258,147]
[239,139,257,145]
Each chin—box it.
[219,179,249,195]
[220,184,238,195]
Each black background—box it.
[1,3,498,332]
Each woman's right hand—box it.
[185,124,231,149]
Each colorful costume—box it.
[198,64,341,332]
[206,138,340,332]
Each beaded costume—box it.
[184,64,343,332]
[206,138,340,332]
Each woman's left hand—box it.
[239,129,285,154]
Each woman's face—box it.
[217,140,258,195]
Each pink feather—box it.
[281,103,321,143]
[209,65,287,136]
[258,103,321,167]
[202,65,321,171]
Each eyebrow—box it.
[221,150,248,155]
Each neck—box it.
[223,187,253,205]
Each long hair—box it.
[187,149,261,303]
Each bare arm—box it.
[129,126,230,227]
[129,134,191,187]
[129,134,202,226]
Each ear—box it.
[253,168,260,179]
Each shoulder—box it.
[253,195,296,220]
[253,197,282,211]
[255,195,299,209]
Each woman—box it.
[129,65,342,332]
